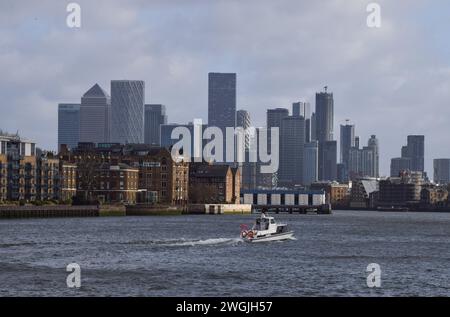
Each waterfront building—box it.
[189,163,241,204]
[58,103,80,151]
[0,132,37,202]
[69,144,189,205]
[79,84,111,145]
[144,104,167,146]
[349,178,379,209]
[378,171,425,208]
[310,181,349,208]
[111,80,145,144]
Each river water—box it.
[0,210,449,296]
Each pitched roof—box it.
[83,83,110,98]
[191,164,231,178]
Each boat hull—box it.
[243,231,294,243]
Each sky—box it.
[1,0,450,176]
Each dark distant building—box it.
[144,104,167,146]
[399,135,425,172]
[340,123,355,170]
[391,157,412,177]
[321,141,337,182]
[303,141,318,186]
[265,108,289,187]
[378,171,425,208]
[278,116,305,187]
[391,135,425,176]
[58,103,80,151]
[315,88,335,181]
[405,135,425,172]
[208,72,236,131]
[315,91,334,143]
[433,159,450,184]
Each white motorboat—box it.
[240,213,294,243]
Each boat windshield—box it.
[253,218,270,230]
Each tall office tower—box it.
[433,159,450,184]
[315,90,334,142]
[390,157,412,177]
[144,104,167,146]
[321,141,337,181]
[79,84,111,145]
[58,103,80,150]
[236,109,251,149]
[208,72,236,130]
[111,80,145,144]
[367,135,380,177]
[293,102,311,143]
[310,112,317,141]
[340,123,355,167]
[241,128,258,190]
[292,102,310,118]
[405,135,425,172]
[347,135,378,179]
[265,108,289,187]
[278,116,305,187]
[237,109,254,189]
[305,119,311,143]
[315,88,334,180]
[303,141,318,186]
[267,108,289,147]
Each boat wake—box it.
[167,237,243,247]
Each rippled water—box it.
[1,210,449,296]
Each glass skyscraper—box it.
[58,103,80,150]
[208,73,236,130]
[111,80,145,144]
[144,104,167,146]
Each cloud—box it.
[0,0,449,176]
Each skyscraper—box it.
[405,135,425,172]
[111,80,145,144]
[236,109,251,149]
[340,123,355,169]
[208,73,236,131]
[278,116,305,187]
[321,140,337,181]
[433,159,450,184]
[79,83,111,145]
[292,102,310,118]
[315,88,335,181]
[347,135,379,179]
[367,135,380,178]
[391,157,412,177]
[303,141,318,186]
[58,103,80,150]
[265,108,289,187]
[315,90,334,143]
[144,104,167,146]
